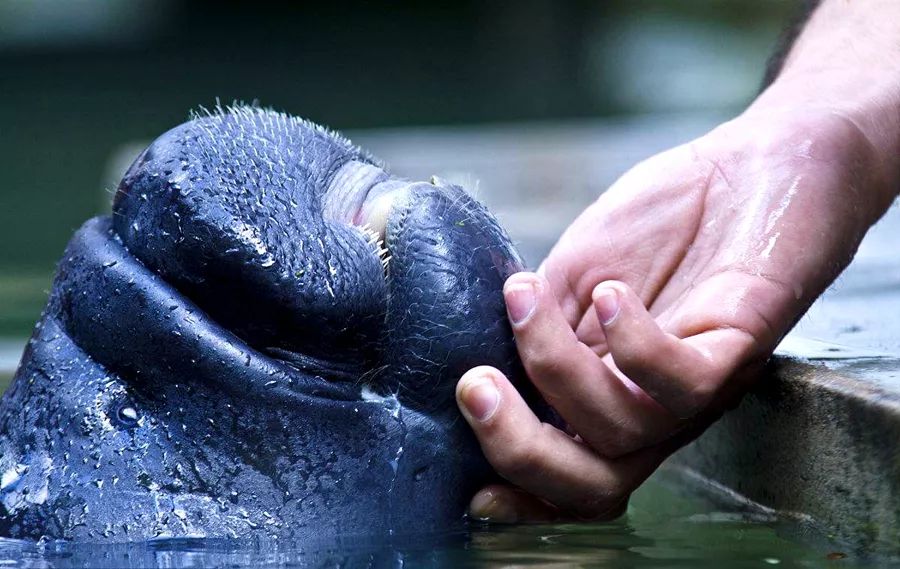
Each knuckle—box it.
[585,419,647,458]
[672,377,720,417]
[597,432,642,459]
[611,342,653,376]
[488,424,546,481]
[491,435,543,479]
[593,439,633,459]
[523,346,568,380]
[577,493,630,521]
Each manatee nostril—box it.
[110,110,396,368]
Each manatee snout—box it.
[0,106,537,541]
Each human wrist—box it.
[747,72,900,221]
[750,0,900,208]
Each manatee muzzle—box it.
[0,106,541,542]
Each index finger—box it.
[456,366,671,520]
[594,280,760,417]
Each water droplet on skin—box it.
[0,464,27,492]
[389,446,404,474]
[119,407,138,422]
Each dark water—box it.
[0,468,863,568]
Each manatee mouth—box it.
[323,160,432,242]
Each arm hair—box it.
[761,0,823,89]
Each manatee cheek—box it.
[112,119,392,365]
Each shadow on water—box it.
[0,470,865,568]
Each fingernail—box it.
[505,282,537,325]
[459,374,500,422]
[594,287,620,325]
[470,490,517,522]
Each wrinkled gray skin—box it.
[0,107,537,541]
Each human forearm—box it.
[778,0,900,84]
[754,0,900,208]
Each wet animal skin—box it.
[0,106,537,541]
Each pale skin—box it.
[456,0,900,522]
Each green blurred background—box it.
[0,0,794,340]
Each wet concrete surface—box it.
[789,204,900,353]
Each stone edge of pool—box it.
[670,351,900,556]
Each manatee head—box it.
[0,107,536,541]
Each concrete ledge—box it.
[673,354,900,554]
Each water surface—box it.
[0,466,860,568]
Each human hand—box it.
[455,101,899,521]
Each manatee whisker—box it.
[356,363,391,387]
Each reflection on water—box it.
[0,470,857,568]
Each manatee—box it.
[0,106,539,541]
